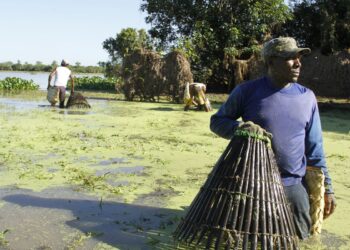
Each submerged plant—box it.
[70,76,119,92]
[0,229,10,246]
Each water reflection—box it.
[0,97,47,111]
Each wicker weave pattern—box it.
[175,133,299,249]
[47,86,59,105]
[305,166,325,235]
[66,92,91,109]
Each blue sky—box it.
[0,0,150,66]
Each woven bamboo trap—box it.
[66,92,91,109]
[174,130,299,249]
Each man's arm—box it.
[210,86,243,139]
[69,74,74,94]
[305,99,336,218]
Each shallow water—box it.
[0,92,349,249]
[94,166,144,176]
[0,96,47,111]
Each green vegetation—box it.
[0,77,39,90]
[101,0,349,90]
[71,76,121,92]
[140,0,291,86]
[280,0,350,54]
[103,28,153,63]
[0,229,10,247]
[102,28,153,77]
[0,60,104,74]
[0,76,119,92]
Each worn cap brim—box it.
[277,48,311,58]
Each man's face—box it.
[268,54,302,84]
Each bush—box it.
[71,76,121,92]
[0,77,39,90]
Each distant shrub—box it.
[71,76,120,92]
[0,77,39,90]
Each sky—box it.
[0,0,150,66]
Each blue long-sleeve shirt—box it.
[210,77,333,193]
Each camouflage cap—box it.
[261,37,311,62]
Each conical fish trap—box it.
[66,92,91,109]
[174,130,299,249]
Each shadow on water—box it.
[1,188,184,250]
[148,107,177,112]
[89,158,146,176]
[95,166,144,176]
[95,157,129,166]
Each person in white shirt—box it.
[48,59,74,108]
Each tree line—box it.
[102,0,349,92]
[0,60,104,74]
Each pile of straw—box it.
[245,49,350,98]
[299,50,350,98]
[175,130,299,249]
[122,49,192,102]
[163,51,193,103]
[122,49,164,102]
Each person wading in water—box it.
[210,37,336,239]
[48,59,74,108]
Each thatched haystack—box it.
[247,54,265,81]
[163,51,193,103]
[122,50,193,103]
[232,60,249,87]
[122,49,164,101]
[66,92,91,109]
[224,53,263,91]
[299,49,350,98]
[244,49,350,98]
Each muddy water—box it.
[0,92,349,249]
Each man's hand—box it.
[324,193,336,219]
[238,121,272,139]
